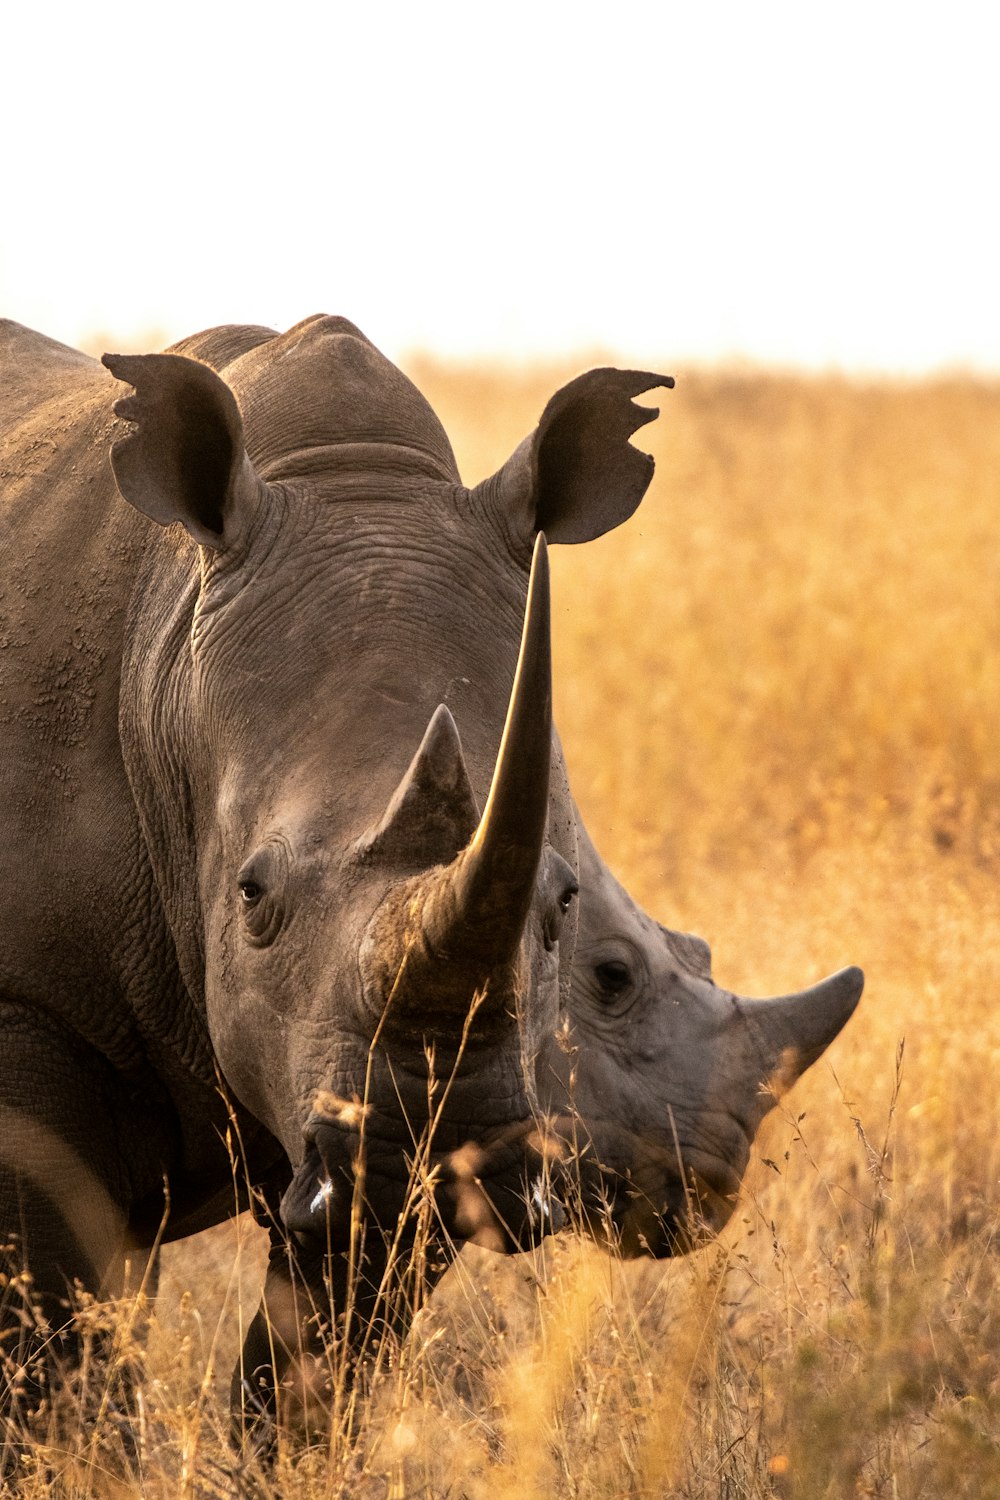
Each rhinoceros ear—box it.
[660,924,713,981]
[102,351,263,549]
[474,369,673,546]
[355,704,481,868]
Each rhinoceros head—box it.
[102,319,672,1258]
[539,825,864,1256]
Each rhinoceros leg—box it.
[232,1227,345,1451]
[231,1192,450,1451]
[0,1003,142,1443]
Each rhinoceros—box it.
[543,821,864,1255]
[0,314,672,1424]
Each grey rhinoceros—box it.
[544,820,864,1255]
[0,314,671,1427]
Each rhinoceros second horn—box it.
[356,704,481,870]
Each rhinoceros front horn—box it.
[739,965,865,1107]
[421,533,552,979]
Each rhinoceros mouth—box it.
[280,1111,564,1253]
[583,1164,741,1259]
[558,1123,746,1259]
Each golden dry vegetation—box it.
[11,361,1000,1497]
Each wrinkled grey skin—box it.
[543,822,864,1255]
[0,314,671,1424]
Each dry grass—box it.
[9,362,1000,1496]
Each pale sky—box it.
[3,1,997,373]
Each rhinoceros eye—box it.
[236,842,290,947]
[595,959,631,997]
[543,858,578,951]
[545,879,578,948]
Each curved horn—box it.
[738,965,864,1097]
[424,533,553,972]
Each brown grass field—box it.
[13,360,1000,1496]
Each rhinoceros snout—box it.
[436,1137,567,1251]
[280,1113,565,1254]
[610,1170,742,1259]
[280,1121,357,1246]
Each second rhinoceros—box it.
[543,822,864,1255]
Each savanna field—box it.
[16,360,1000,1497]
